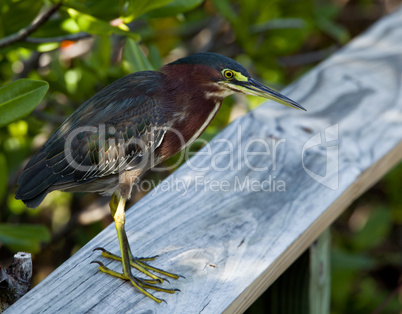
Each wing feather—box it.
[16,71,168,207]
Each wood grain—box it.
[7,7,402,313]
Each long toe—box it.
[134,259,181,280]
[94,248,180,281]
[92,261,178,303]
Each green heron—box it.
[15,52,305,303]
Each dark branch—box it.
[0,3,62,49]
[25,32,92,44]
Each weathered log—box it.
[0,252,32,311]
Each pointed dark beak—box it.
[241,78,306,111]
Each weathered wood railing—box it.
[7,7,402,313]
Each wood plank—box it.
[309,229,331,314]
[251,229,330,314]
[7,7,402,313]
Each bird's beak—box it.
[236,78,306,111]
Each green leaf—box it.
[121,0,173,23]
[37,43,60,52]
[0,154,7,203]
[331,249,376,271]
[0,0,44,36]
[315,7,350,44]
[31,17,80,38]
[0,79,49,128]
[0,224,51,253]
[64,0,121,20]
[145,0,203,18]
[67,8,140,41]
[352,207,392,251]
[147,44,163,69]
[88,36,111,78]
[212,0,238,25]
[123,39,154,72]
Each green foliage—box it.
[120,0,174,22]
[351,207,392,251]
[0,153,7,203]
[145,0,204,18]
[62,0,122,20]
[0,0,44,37]
[67,8,140,40]
[0,79,48,127]
[123,39,155,72]
[314,4,350,44]
[0,224,50,253]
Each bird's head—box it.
[164,52,305,111]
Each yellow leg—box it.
[92,193,180,303]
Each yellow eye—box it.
[223,70,234,79]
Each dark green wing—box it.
[16,71,166,208]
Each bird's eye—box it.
[223,70,234,79]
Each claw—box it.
[93,247,106,253]
[91,260,105,267]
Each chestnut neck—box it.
[160,63,225,106]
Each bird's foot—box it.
[91,261,179,303]
[93,247,182,283]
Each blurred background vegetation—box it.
[0,0,401,312]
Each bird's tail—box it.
[15,152,58,209]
